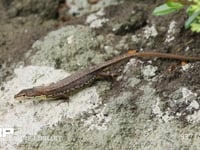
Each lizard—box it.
[14,50,200,101]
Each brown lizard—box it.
[14,50,200,100]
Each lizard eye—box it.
[20,92,27,97]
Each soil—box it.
[1,0,199,99]
[0,0,57,83]
[1,0,199,81]
[0,0,200,149]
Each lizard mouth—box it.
[14,95,47,101]
[14,95,33,100]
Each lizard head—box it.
[14,88,43,100]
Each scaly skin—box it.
[14,50,200,100]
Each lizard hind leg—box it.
[97,71,119,80]
[97,59,127,80]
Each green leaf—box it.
[153,3,183,16]
[166,1,183,9]
[190,23,200,32]
[185,10,200,29]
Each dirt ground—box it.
[0,0,200,149]
[0,0,199,87]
